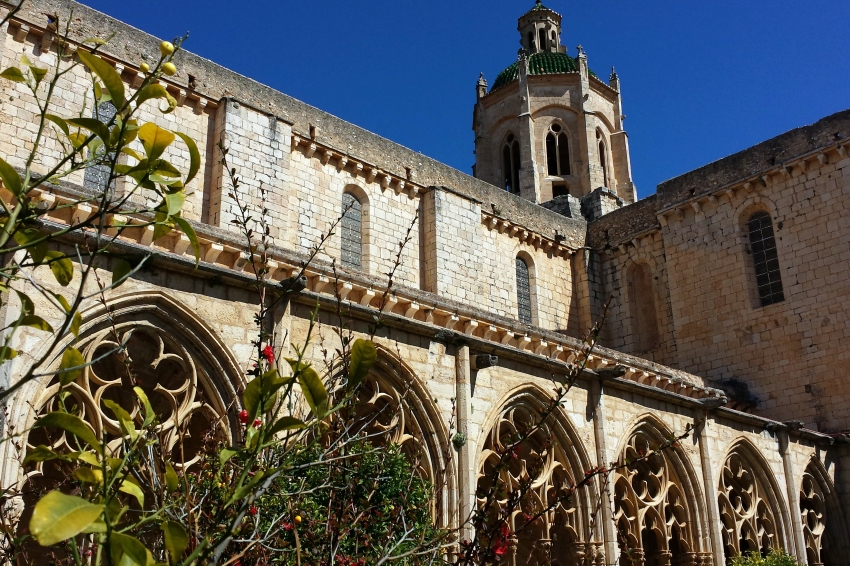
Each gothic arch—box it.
[4,290,244,490]
[734,197,786,309]
[476,384,598,564]
[341,184,371,273]
[612,414,711,565]
[717,439,791,560]
[800,457,850,566]
[354,345,455,526]
[515,250,538,325]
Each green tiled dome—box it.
[491,52,597,92]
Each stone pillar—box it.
[589,378,617,564]
[455,344,475,541]
[516,52,540,202]
[778,430,807,564]
[696,415,726,566]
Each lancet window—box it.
[746,211,784,307]
[503,133,521,194]
[613,430,699,566]
[341,192,363,270]
[83,100,117,191]
[717,450,780,559]
[546,123,571,177]
[516,256,533,325]
[597,130,608,188]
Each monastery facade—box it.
[1,0,849,564]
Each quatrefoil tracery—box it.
[717,452,779,558]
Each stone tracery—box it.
[717,449,781,560]
[477,398,596,565]
[613,428,707,566]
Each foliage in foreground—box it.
[730,549,801,566]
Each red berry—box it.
[249,505,258,516]
[238,409,249,424]
[253,418,262,428]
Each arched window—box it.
[597,130,608,187]
[545,123,570,176]
[627,263,660,352]
[341,192,363,270]
[83,100,117,191]
[538,28,547,51]
[527,32,535,51]
[502,133,521,194]
[747,211,784,307]
[515,256,532,324]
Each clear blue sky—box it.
[80,0,850,199]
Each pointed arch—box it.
[717,439,791,560]
[800,457,850,565]
[612,414,711,565]
[476,384,597,563]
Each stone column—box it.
[695,415,726,566]
[455,344,475,541]
[778,429,807,564]
[589,377,617,564]
[516,52,540,202]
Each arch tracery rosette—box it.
[613,430,707,566]
[800,468,827,566]
[477,399,596,565]
[717,450,780,559]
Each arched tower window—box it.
[545,123,570,176]
[538,28,547,51]
[527,32,535,51]
[597,130,608,188]
[516,255,533,324]
[746,211,784,307]
[502,133,521,194]
[627,263,660,352]
[341,192,363,270]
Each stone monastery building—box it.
[2,0,850,564]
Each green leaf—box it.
[103,399,136,441]
[69,312,82,338]
[77,451,100,467]
[77,50,125,109]
[0,67,25,82]
[14,228,48,263]
[0,156,23,196]
[242,376,262,422]
[112,259,132,288]
[119,478,144,507]
[58,347,85,385]
[164,462,179,492]
[28,65,47,85]
[136,84,177,113]
[219,447,239,468]
[15,290,34,315]
[23,445,66,465]
[73,466,103,484]
[173,217,200,265]
[134,386,155,427]
[298,365,329,419]
[20,315,53,333]
[175,131,201,186]
[45,114,70,136]
[54,293,72,312]
[348,339,377,390]
[164,190,185,216]
[137,122,175,162]
[109,532,148,566]
[161,521,188,562]
[120,146,143,161]
[33,412,102,454]
[45,250,73,286]
[29,491,104,546]
[267,416,306,437]
[66,117,111,147]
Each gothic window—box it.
[83,100,117,192]
[717,450,780,559]
[477,401,593,565]
[800,461,848,566]
[597,130,608,188]
[341,192,363,270]
[546,123,571,176]
[502,133,521,194]
[801,469,828,566]
[747,211,784,307]
[613,430,704,566]
[626,263,660,352]
[516,255,532,324]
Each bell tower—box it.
[472,1,637,211]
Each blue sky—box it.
[80,0,850,199]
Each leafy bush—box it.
[730,549,800,566]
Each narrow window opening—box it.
[516,256,532,325]
[538,28,547,51]
[527,32,535,51]
[545,123,570,176]
[598,134,608,187]
[83,100,117,192]
[341,192,363,270]
[503,133,521,194]
[747,211,784,306]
